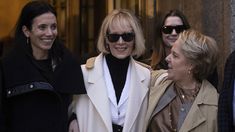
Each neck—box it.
[175,78,199,90]
[33,50,49,60]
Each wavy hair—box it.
[179,30,219,81]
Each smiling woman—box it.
[22,12,58,60]
[0,1,86,132]
[145,29,219,132]
[69,9,151,132]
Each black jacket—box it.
[0,45,85,132]
[218,51,235,132]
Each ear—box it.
[22,25,30,37]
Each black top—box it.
[105,54,130,103]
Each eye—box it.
[51,24,57,30]
[172,52,178,58]
[38,24,47,30]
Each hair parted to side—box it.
[97,9,145,58]
[15,0,57,42]
[14,1,64,61]
[179,29,219,81]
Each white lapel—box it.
[85,54,113,131]
[123,58,150,131]
[103,57,131,108]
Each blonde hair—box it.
[179,29,219,81]
[97,9,145,57]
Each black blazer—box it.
[218,50,235,132]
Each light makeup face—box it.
[162,16,184,48]
[106,21,134,59]
[166,38,192,81]
[23,12,58,55]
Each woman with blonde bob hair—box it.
[145,30,219,132]
[97,9,145,57]
[69,9,151,132]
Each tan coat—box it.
[70,54,151,132]
[145,70,218,132]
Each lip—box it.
[41,38,55,42]
[114,45,128,50]
[115,48,127,52]
[167,37,177,41]
[42,40,53,42]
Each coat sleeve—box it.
[0,61,6,132]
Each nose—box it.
[171,29,177,35]
[45,28,53,36]
[117,36,124,43]
[165,54,171,63]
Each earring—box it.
[188,69,191,75]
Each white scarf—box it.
[103,56,131,126]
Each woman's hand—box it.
[68,119,79,132]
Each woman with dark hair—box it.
[0,1,85,132]
[150,9,190,70]
[150,9,218,88]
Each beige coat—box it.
[145,70,218,132]
[70,54,151,132]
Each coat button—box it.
[29,84,34,88]
[180,107,185,112]
[7,90,11,95]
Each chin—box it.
[42,46,53,51]
[117,56,128,59]
[114,54,129,59]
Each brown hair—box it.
[151,9,190,69]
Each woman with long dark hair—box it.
[0,1,85,132]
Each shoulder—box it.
[135,60,152,70]
[151,70,168,81]
[83,53,105,69]
[225,50,235,68]
[198,80,219,105]
[133,60,151,79]
[150,70,168,87]
[85,57,96,69]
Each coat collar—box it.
[123,60,149,131]
[179,80,218,131]
[146,74,218,131]
[145,70,170,127]
[84,53,112,131]
[150,84,176,119]
[84,53,150,131]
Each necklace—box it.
[175,83,200,103]
[168,82,201,131]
